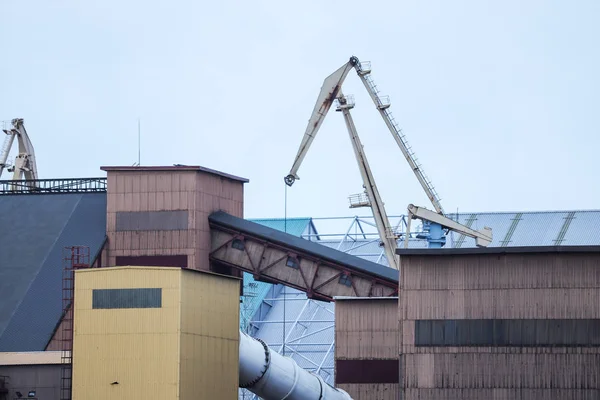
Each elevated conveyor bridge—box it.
[209,211,398,301]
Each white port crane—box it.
[285,56,492,255]
[1,118,38,183]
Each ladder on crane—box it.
[354,60,445,215]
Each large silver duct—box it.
[239,331,353,400]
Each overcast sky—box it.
[2,1,598,220]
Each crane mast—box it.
[335,92,399,269]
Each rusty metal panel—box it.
[335,298,399,397]
[401,288,600,320]
[400,253,600,291]
[404,388,600,400]
[399,250,600,398]
[338,383,399,400]
[115,210,188,231]
[403,353,600,389]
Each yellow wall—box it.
[71,266,240,400]
[179,269,240,400]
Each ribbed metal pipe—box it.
[239,331,353,400]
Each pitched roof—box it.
[0,193,107,352]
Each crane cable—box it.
[283,182,288,356]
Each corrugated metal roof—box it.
[444,210,600,249]
[0,193,107,352]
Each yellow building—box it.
[71,266,240,400]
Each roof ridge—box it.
[251,209,600,220]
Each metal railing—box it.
[0,177,107,195]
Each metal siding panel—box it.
[335,298,399,386]
[179,269,240,400]
[71,267,181,400]
[400,252,600,398]
[401,253,600,291]
[402,288,600,319]
[0,365,62,400]
[404,389,600,400]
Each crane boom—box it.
[335,92,399,269]
[1,118,38,182]
[284,58,358,186]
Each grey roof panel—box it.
[0,194,82,340]
[0,193,107,351]
[209,211,399,283]
[562,211,600,246]
[397,245,600,256]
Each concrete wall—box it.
[101,166,246,272]
[398,250,600,400]
[335,297,399,400]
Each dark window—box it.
[339,274,352,287]
[414,319,600,347]
[115,210,188,231]
[232,239,245,251]
[336,359,399,384]
[286,256,300,269]
[92,288,162,309]
[116,255,187,268]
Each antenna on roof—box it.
[137,117,141,166]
